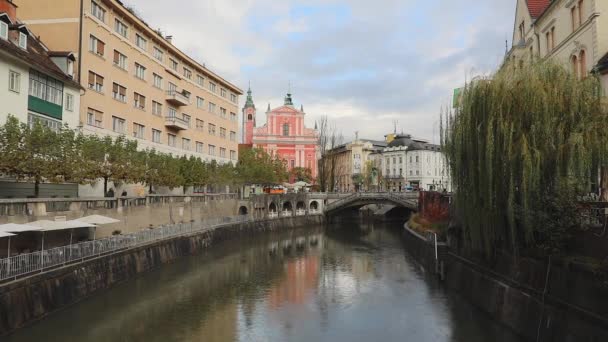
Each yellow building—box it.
[506,0,608,81]
[15,0,242,164]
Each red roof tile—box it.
[527,0,550,19]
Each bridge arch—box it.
[269,202,277,213]
[238,206,248,215]
[282,201,293,213]
[296,201,306,210]
[324,193,418,216]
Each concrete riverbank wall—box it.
[402,224,608,342]
[0,215,324,336]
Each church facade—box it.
[242,88,319,179]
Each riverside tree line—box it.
[443,62,608,257]
[0,116,291,197]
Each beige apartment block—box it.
[506,0,608,84]
[15,0,242,164]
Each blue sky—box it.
[126,0,516,142]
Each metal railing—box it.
[0,212,319,283]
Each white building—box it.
[382,134,450,192]
[0,10,81,130]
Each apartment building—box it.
[15,0,242,163]
[506,0,608,83]
[0,0,81,129]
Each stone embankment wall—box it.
[402,224,608,342]
[0,215,323,336]
[0,195,239,238]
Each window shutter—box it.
[119,86,126,96]
[113,83,118,93]
[98,40,105,55]
[114,50,119,64]
[98,75,104,86]
[88,71,95,85]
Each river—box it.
[6,221,523,342]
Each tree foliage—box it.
[0,116,286,196]
[443,62,608,256]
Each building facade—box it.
[15,0,242,163]
[0,0,81,129]
[243,89,319,179]
[506,0,608,84]
[322,138,386,192]
[381,134,450,192]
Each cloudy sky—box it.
[125,0,516,142]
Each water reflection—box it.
[6,224,522,342]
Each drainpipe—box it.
[77,0,84,85]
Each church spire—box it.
[284,81,294,106]
[244,84,255,109]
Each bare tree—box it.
[317,115,343,192]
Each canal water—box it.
[6,222,523,342]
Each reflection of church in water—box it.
[242,87,319,178]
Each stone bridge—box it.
[323,192,418,214]
[238,192,418,219]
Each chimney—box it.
[165,35,173,44]
[0,0,17,22]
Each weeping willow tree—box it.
[443,62,608,256]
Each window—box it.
[89,35,105,56]
[230,150,237,160]
[571,7,578,31]
[8,70,20,93]
[220,107,227,118]
[170,58,178,71]
[168,133,176,147]
[112,83,126,102]
[209,82,216,93]
[579,50,587,78]
[197,96,204,108]
[208,102,216,114]
[91,1,106,22]
[197,75,204,87]
[220,148,226,158]
[230,93,237,103]
[112,116,125,133]
[182,138,191,150]
[153,73,162,89]
[136,34,147,50]
[133,123,145,138]
[579,0,585,26]
[134,92,146,110]
[167,106,177,118]
[399,157,403,164]
[518,21,525,41]
[546,27,555,53]
[152,129,161,143]
[18,32,27,49]
[208,145,216,156]
[135,63,146,80]
[196,119,204,130]
[386,158,390,165]
[220,88,226,98]
[230,112,237,121]
[30,70,64,105]
[208,123,216,135]
[415,156,419,163]
[196,142,204,153]
[153,47,164,62]
[182,114,191,126]
[0,21,7,40]
[87,108,103,127]
[572,55,579,79]
[114,19,128,38]
[168,82,177,93]
[230,131,236,141]
[283,123,289,136]
[66,93,74,111]
[28,113,61,131]
[416,170,420,176]
[183,67,192,79]
[113,50,127,70]
[152,101,162,116]
[220,127,226,139]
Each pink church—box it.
[242,88,319,180]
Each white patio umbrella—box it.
[78,215,121,243]
[0,223,44,258]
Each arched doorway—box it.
[296,201,306,215]
[269,202,277,212]
[238,206,248,215]
[310,201,319,212]
[282,201,293,215]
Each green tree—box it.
[290,167,313,183]
[444,62,608,256]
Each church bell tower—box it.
[242,86,256,145]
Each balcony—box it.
[165,90,191,106]
[164,116,190,130]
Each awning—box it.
[29,220,97,232]
[78,215,121,225]
[0,231,15,238]
[0,223,44,233]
